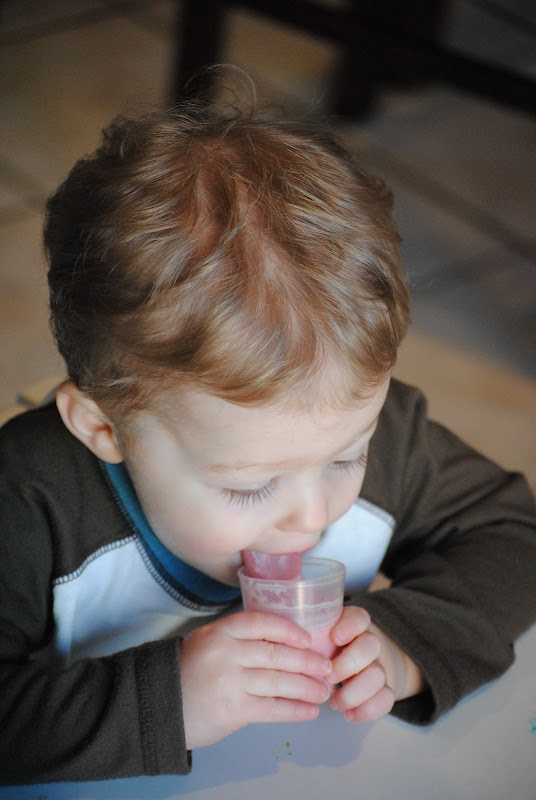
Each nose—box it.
[276,484,329,535]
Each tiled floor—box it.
[1,0,535,484]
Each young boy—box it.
[1,101,535,785]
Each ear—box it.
[56,381,123,463]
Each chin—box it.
[220,567,241,587]
[216,554,243,587]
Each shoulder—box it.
[0,401,90,478]
[362,377,529,525]
[361,378,462,516]
[379,377,427,426]
[0,399,106,515]
[2,400,66,445]
[360,379,419,515]
[1,402,128,577]
[365,378,428,468]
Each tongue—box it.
[241,550,303,580]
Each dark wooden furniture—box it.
[172,0,536,116]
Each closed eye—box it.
[222,481,276,509]
[221,453,368,509]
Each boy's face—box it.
[120,377,389,586]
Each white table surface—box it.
[2,624,535,800]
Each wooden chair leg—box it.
[171,0,227,105]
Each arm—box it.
[0,410,189,783]
[0,638,189,783]
[354,381,536,724]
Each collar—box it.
[101,460,241,606]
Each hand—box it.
[180,611,332,749]
[326,606,425,723]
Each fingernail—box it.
[307,705,320,719]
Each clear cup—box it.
[238,557,346,658]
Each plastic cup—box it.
[238,557,346,658]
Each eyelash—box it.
[221,454,368,509]
[222,482,277,509]
[332,453,368,474]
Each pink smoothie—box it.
[307,617,341,659]
[239,556,345,663]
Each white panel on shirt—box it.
[51,537,216,666]
[311,498,395,590]
[49,499,394,665]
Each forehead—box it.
[156,377,389,473]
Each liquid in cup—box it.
[238,557,346,658]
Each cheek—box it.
[199,504,265,551]
[174,497,259,558]
[330,471,366,518]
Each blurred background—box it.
[0,0,535,486]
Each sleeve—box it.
[0,412,191,784]
[356,382,536,725]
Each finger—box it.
[330,661,387,712]
[248,696,320,725]
[344,686,395,722]
[240,640,331,677]
[327,631,380,684]
[225,611,313,649]
[246,668,331,705]
[330,606,371,647]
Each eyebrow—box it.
[208,458,298,474]
[206,416,379,474]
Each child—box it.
[1,100,535,785]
